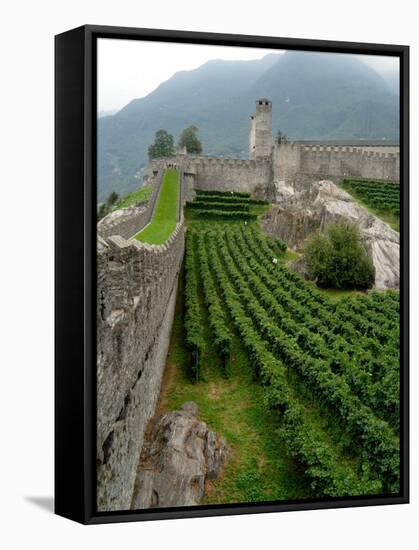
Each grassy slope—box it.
[338,183,400,232]
[157,218,312,505]
[113,185,152,210]
[134,169,179,245]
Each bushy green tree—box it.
[97,191,119,220]
[97,203,108,221]
[178,125,202,154]
[304,222,375,289]
[106,191,119,207]
[148,129,176,159]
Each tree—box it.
[97,203,108,221]
[178,125,202,154]
[97,191,119,221]
[276,130,289,145]
[148,129,176,159]
[304,222,375,289]
[106,191,119,207]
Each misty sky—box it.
[97,38,399,113]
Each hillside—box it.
[97,51,399,201]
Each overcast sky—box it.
[97,38,399,112]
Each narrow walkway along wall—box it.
[96,220,185,511]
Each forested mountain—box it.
[98,51,399,201]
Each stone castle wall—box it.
[273,142,400,183]
[96,221,185,511]
[97,170,163,240]
[150,155,272,198]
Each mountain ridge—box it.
[98,51,399,201]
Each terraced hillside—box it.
[160,190,400,504]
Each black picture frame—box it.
[55,24,409,525]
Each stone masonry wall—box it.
[150,155,272,198]
[273,142,400,183]
[96,221,185,512]
[97,170,163,240]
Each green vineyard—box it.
[178,190,400,501]
[340,177,400,230]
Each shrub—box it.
[304,222,375,290]
[275,238,287,253]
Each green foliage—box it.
[148,129,176,159]
[276,130,289,144]
[340,177,400,232]
[304,222,375,290]
[169,217,399,499]
[194,194,268,206]
[195,231,233,376]
[134,168,179,244]
[186,201,250,212]
[189,209,257,221]
[178,125,203,154]
[107,191,119,206]
[97,203,108,221]
[186,189,268,221]
[113,185,152,210]
[196,189,250,198]
[184,231,205,380]
[276,239,287,253]
[266,236,287,254]
[164,271,312,505]
[97,191,119,220]
[204,226,395,495]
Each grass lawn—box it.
[113,185,152,211]
[134,169,180,245]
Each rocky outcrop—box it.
[262,178,399,290]
[133,402,229,509]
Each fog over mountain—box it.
[98,51,399,201]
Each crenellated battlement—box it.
[149,153,273,197]
[274,141,399,182]
[298,144,400,160]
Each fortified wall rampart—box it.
[150,155,273,198]
[96,217,185,512]
[273,142,400,183]
[97,170,163,240]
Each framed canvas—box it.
[55,25,409,524]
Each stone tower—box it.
[249,98,273,160]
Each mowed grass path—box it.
[134,168,180,244]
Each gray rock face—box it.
[133,403,229,509]
[262,177,399,289]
